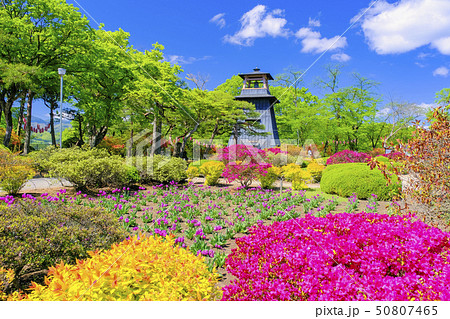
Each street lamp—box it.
[58,68,66,149]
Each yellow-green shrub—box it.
[258,166,281,189]
[266,152,296,167]
[282,164,311,190]
[0,149,35,194]
[129,155,187,184]
[186,166,199,182]
[0,267,14,300]
[0,202,126,293]
[8,235,222,301]
[307,159,326,182]
[31,146,138,189]
[199,161,225,186]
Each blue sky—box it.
[34,0,450,120]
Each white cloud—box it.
[295,27,347,54]
[224,5,289,46]
[210,13,226,29]
[417,102,436,110]
[308,17,321,27]
[166,55,211,65]
[331,53,351,62]
[376,107,391,118]
[355,0,450,55]
[433,66,449,77]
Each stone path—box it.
[1,178,73,194]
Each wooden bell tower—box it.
[228,67,280,148]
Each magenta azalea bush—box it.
[265,147,286,155]
[326,150,371,165]
[218,144,267,164]
[222,162,271,187]
[218,145,271,187]
[222,213,450,301]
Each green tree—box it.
[0,0,91,151]
[70,28,135,147]
[317,66,380,152]
[215,75,243,97]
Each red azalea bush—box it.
[326,150,371,165]
[218,145,271,187]
[222,213,450,301]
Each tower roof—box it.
[237,67,274,81]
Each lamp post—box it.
[58,68,66,148]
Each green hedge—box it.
[129,155,187,184]
[320,163,401,200]
[30,146,138,189]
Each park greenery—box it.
[1,0,450,301]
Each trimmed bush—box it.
[0,149,35,194]
[258,166,281,189]
[8,235,222,301]
[31,147,137,189]
[0,201,126,293]
[326,150,371,165]
[130,155,187,184]
[282,164,311,190]
[199,161,225,186]
[321,163,401,200]
[307,159,326,182]
[188,159,216,169]
[222,213,450,301]
[186,166,199,182]
[266,152,296,167]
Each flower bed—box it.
[222,212,450,301]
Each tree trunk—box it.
[180,122,200,160]
[127,126,133,158]
[208,122,219,146]
[23,90,35,155]
[2,102,14,148]
[49,101,57,147]
[76,115,84,146]
[16,93,26,140]
[90,126,108,148]
[150,113,162,156]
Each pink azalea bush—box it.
[326,150,371,165]
[218,145,271,187]
[222,212,450,301]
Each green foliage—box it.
[306,159,326,182]
[266,152,296,167]
[258,166,281,189]
[188,159,217,169]
[321,163,401,200]
[215,75,243,96]
[130,155,187,184]
[0,149,35,194]
[199,161,224,186]
[186,166,199,181]
[31,147,136,189]
[0,201,126,293]
[282,164,311,190]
